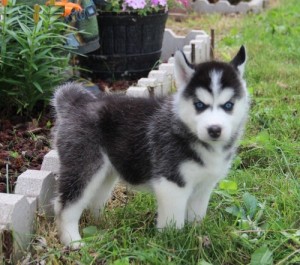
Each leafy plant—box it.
[250,245,273,265]
[0,0,76,115]
[225,192,266,232]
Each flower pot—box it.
[79,11,168,80]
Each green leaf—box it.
[198,260,213,265]
[10,151,19,158]
[238,219,252,230]
[219,180,238,194]
[18,21,31,35]
[250,246,273,265]
[46,120,52,128]
[225,205,245,219]
[35,20,43,33]
[243,192,258,218]
[82,226,98,238]
[33,81,44,93]
[248,86,254,95]
[112,258,130,265]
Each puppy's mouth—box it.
[208,138,226,143]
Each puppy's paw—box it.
[69,241,85,250]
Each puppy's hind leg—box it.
[55,157,111,248]
[89,171,118,220]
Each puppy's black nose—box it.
[208,125,222,138]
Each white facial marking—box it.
[210,70,223,96]
[216,88,235,106]
[195,89,213,105]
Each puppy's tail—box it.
[52,82,97,120]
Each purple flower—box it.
[151,0,167,6]
[124,0,146,9]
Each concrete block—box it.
[196,34,211,61]
[137,78,158,97]
[183,45,192,63]
[159,63,174,76]
[137,78,158,88]
[148,70,170,96]
[41,149,60,174]
[26,197,38,220]
[0,194,34,255]
[192,0,264,14]
[162,29,211,62]
[215,1,233,14]
[168,57,175,64]
[126,86,150,97]
[247,0,264,13]
[236,1,250,13]
[159,63,176,93]
[162,29,183,62]
[14,170,55,216]
[190,40,204,64]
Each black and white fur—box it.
[53,46,249,247]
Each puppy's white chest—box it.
[180,150,230,186]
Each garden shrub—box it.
[0,0,76,115]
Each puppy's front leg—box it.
[153,178,192,229]
[187,181,216,223]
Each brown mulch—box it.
[95,79,136,93]
[0,113,53,193]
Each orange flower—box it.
[2,0,8,7]
[33,4,40,24]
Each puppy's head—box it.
[173,46,249,145]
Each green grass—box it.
[22,0,300,264]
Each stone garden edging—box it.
[192,0,268,14]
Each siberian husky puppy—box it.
[52,46,249,247]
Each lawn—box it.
[21,0,300,264]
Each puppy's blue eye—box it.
[223,101,234,111]
[194,101,207,111]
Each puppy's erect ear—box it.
[230,45,246,77]
[174,51,195,91]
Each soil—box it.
[95,79,137,93]
[0,80,133,194]
[0,113,52,193]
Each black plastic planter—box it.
[79,11,168,80]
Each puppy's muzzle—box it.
[207,125,222,139]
